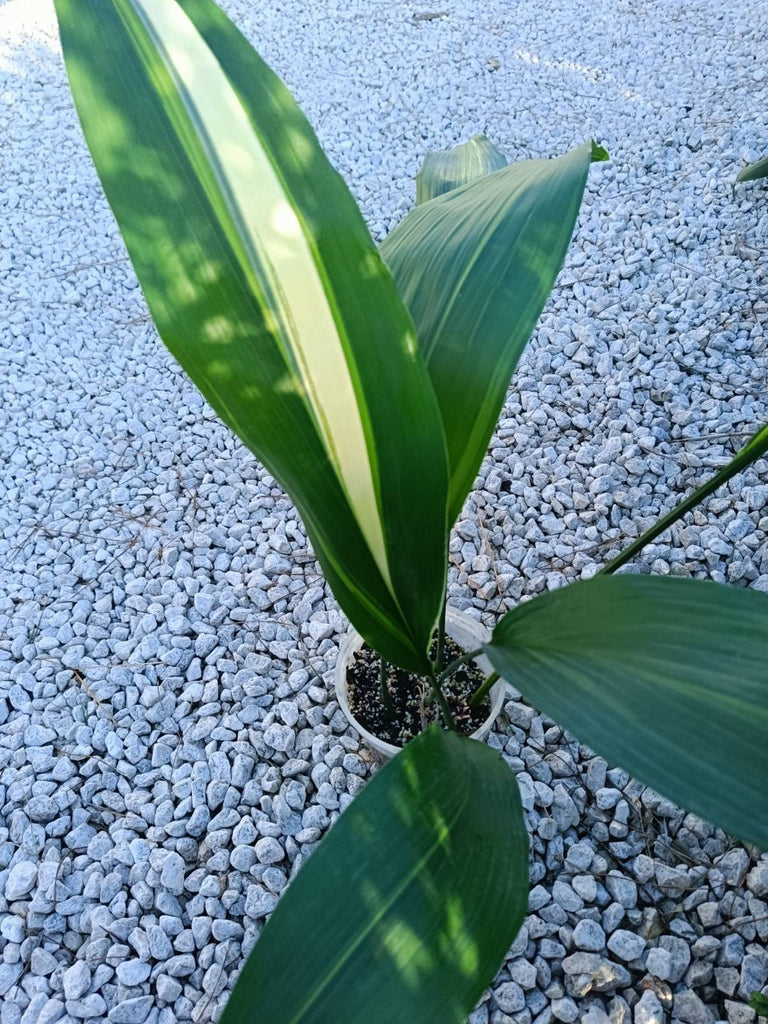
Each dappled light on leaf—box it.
[54,0,449,672]
[221,728,528,1023]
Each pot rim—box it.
[334,606,507,759]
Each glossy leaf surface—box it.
[382,141,602,523]
[487,575,768,848]
[222,727,529,1024]
[416,134,507,204]
[54,0,449,671]
[737,154,768,182]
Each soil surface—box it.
[347,636,493,746]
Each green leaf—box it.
[222,727,529,1024]
[382,141,602,523]
[486,575,768,849]
[749,992,768,1018]
[737,154,768,183]
[600,421,768,575]
[416,134,508,205]
[53,0,449,672]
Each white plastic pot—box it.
[334,606,507,760]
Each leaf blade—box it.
[737,154,768,182]
[382,141,601,522]
[486,575,768,848]
[54,0,449,669]
[416,133,508,205]
[221,728,529,1024]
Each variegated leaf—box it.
[54,0,449,670]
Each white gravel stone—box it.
[107,997,153,1024]
[62,961,91,1002]
[572,874,597,903]
[3,0,767,1022]
[156,975,182,1003]
[607,930,646,962]
[645,947,673,982]
[116,961,152,986]
[30,949,58,977]
[508,959,537,989]
[255,837,285,864]
[739,951,768,1000]
[561,953,631,993]
[746,859,768,897]
[634,990,664,1024]
[495,981,525,1014]
[159,851,185,895]
[263,723,295,753]
[573,919,606,951]
[38,1001,66,1024]
[565,842,594,872]
[659,936,691,983]
[552,996,580,1022]
[4,861,37,900]
[672,990,715,1024]
[0,916,24,943]
[605,874,638,909]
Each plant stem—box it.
[434,592,447,673]
[436,647,483,684]
[468,671,499,708]
[429,670,457,731]
[379,655,395,716]
[599,422,768,576]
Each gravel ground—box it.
[1,0,768,1022]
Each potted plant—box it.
[52,1,768,1021]
[334,604,508,759]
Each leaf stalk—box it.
[469,671,499,708]
[599,423,768,576]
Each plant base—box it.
[347,636,490,746]
[334,607,507,760]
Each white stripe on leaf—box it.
[131,0,392,586]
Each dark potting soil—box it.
[347,636,492,747]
